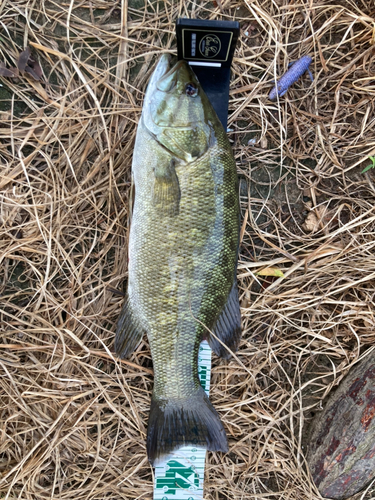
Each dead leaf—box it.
[302,204,329,233]
[0,61,19,78]
[302,211,320,233]
[17,47,31,71]
[17,47,42,80]
[256,267,285,278]
[25,64,42,80]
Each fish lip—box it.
[156,59,185,92]
[157,57,186,92]
[145,54,173,98]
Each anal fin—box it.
[114,296,144,359]
[208,280,242,359]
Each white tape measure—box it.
[153,340,212,500]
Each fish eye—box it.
[185,82,198,97]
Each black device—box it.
[176,18,240,128]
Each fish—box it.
[269,55,313,100]
[115,54,241,465]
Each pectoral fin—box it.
[114,296,144,359]
[152,159,180,216]
[208,280,242,359]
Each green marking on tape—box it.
[155,461,199,495]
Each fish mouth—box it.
[156,58,185,92]
[143,54,169,97]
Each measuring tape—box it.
[153,340,211,500]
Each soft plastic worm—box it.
[269,55,313,100]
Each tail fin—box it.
[147,386,228,465]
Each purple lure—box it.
[269,55,313,100]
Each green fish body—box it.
[115,55,241,464]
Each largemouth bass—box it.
[115,54,241,464]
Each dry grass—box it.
[0,0,375,499]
